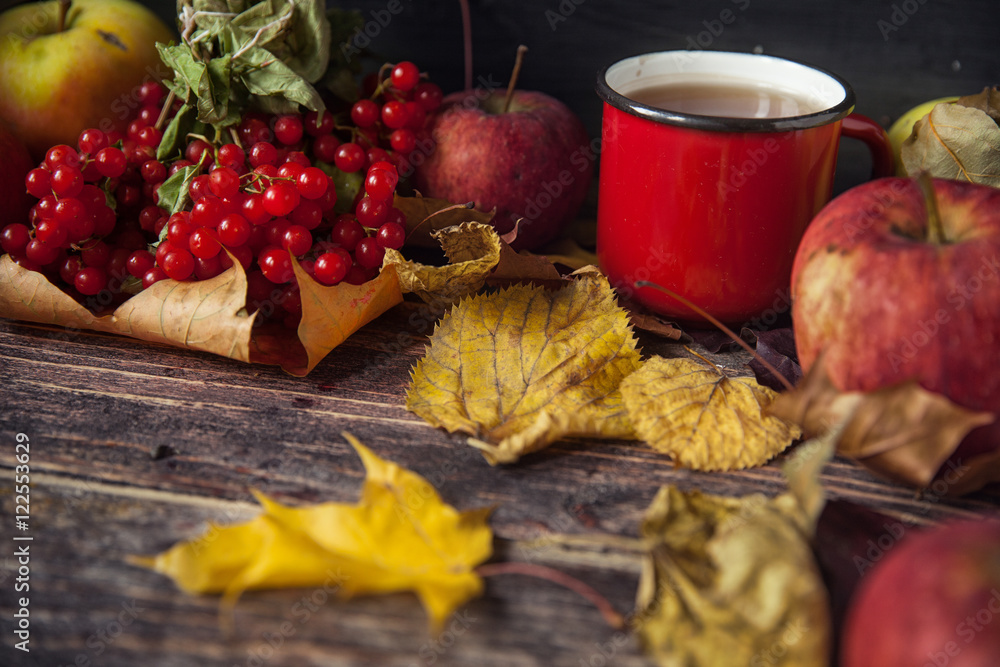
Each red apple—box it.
[0,0,175,161]
[0,119,33,229]
[841,518,1000,667]
[413,88,593,251]
[791,176,1000,415]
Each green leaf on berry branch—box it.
[156,164,201,216]
[162,0,332,130]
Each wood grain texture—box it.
[1,4,998,663]
[1,298,998,666]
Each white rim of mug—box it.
[596,50,857,132]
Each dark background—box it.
[7,0,995,191]
[167,0,996,192]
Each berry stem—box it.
[154,89,176,132]
[917,171,946,245]
[502,45,528,114]
[476,561,624,629]
[57,0,71,33]
[634,280,795,392]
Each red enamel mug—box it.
[596,50,894,325]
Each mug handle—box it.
[841,112,895,179]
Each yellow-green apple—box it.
[412,88,594,251]
[790,176,1000,479]
[841,518,1000,667]
[0,0,175,161]
[0,119,33,228]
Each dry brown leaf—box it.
[945,443,1000,496]
[1,253,257,363]
[0,253,108,331]
[634,435,832,667]
[0,253,401,375]
[293,260,404,376]
[620,300,683,341]
[486,243,565,289]
[112,261,256,361]
[957,85,1000,124]
[535,237,600,272]
[768,360,996,489]
[383,222,502,307]
[395,194,496,248]
[900,101,1000,185]
[406,272,641,464]
[620,356,801,471]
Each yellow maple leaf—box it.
[620,356,801,471]
[406,272,641,464]
[129,434,493,631]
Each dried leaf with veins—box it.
[406,272,640,464]
[485,242,565,289]
[0,253,401,375]
[383,222,501,306]
[113,261,256,359]
[0,253,108,330]
[394,193,496,247]
[130,433,493,631]
[767,360,995,489]
[291,259,403,376]
[620,356,801,471]
[956,85,1000,124]
[900,101,1000,186]
[634,439,833,667]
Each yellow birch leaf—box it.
[129,434,493,631]
[620,356,801,471]
[406,272,641,464]
[634,440,833,667]
[383,222,502,306]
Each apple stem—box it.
[57,0,72,33]
[917,171,946,244]
[459,0,472,92]
[634,280,796,392]
[476,561,624,629]
[502,45,529,114]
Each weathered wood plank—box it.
[0,479,647,667]
[1,296,999,667]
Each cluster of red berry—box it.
[0,61,442,326]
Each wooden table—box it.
[1,303,998,667]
